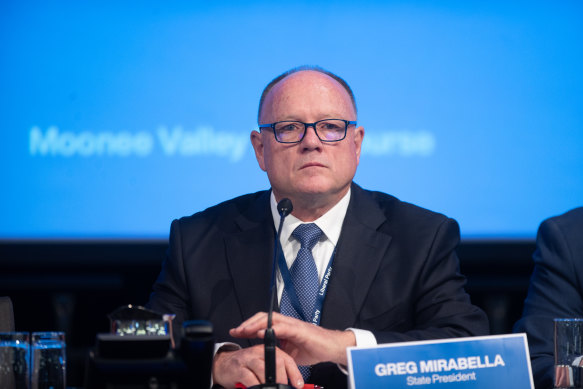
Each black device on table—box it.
[85,320,214,389]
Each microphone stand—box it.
[249,198,293,389]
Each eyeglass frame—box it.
[258,118,357,144]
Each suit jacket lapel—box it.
[224,191,276,323]
[320,183,393,330]
[222,186,393,332]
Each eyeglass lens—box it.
[274,119,347,143]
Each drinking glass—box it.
[0,332,30,389]
[555,318,583,388]
[30,332,66,389]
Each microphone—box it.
[269,198,293,331]
[249,198,294,389]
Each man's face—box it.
[251,70,364,209]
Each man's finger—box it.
[247,356,266,384]
[275,350,289,386]
[283,351,304,388]
[231,312,268,334]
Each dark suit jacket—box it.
[0,296,15,332]
[513,207,583,389]
[147,183,489,388]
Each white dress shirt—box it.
[270,189,377,349]
[213,188,376,380]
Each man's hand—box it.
[212,344,304,389]
[229,312,356,366]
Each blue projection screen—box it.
[1,2,582,240]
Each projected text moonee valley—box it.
[29,125,249,162]
[29,126,436,161]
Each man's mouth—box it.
[301,162,325,169]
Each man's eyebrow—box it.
[272,114,350,121]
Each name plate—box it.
[347,334,533,389]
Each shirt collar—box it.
[270,188,351,246]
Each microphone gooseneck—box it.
[253,198,294,389]
[269,198,293,328]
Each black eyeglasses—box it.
[258,119,357,144]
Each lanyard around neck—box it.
[277,241,335,325]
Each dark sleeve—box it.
[513,217,583,389]
[146,219,192,341]
[372,218,490,344]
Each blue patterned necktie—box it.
[280,223,323,380]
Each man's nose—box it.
[301,124,321,146]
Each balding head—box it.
[258,65,357,124]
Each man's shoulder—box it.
[545,206,583,231]
[174,190,271,232]
[349,184,458,245]
[353,184,453,226]
[540,206,583,255]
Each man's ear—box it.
[354,125,365,165]
[250,130,267,172]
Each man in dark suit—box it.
[147,66,488,388]
[514,207,583,389]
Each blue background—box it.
[1,1,582,239]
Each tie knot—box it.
[292,223,323,251]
